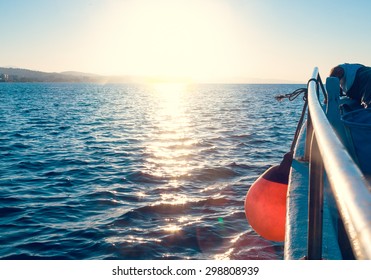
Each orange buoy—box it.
[244,153,292,242]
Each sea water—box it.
[0,82,304,260]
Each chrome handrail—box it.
[305,67,371,259]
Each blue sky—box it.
[1,0,371,82]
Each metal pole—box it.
[307,132,324,259]
[304,110,313,161]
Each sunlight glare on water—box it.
[144,83,194,180]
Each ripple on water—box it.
[0,83,303,259]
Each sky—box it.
[1,0,371,83]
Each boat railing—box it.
[304,67,371,259]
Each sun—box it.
[91,0,248,82]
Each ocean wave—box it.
[125,171,169,184]
[0,83,301,260]
[192,166,239,181]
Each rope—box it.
[274,87,309,154]
[275,88,308,102]
[275,77,325,175]
[290,100,307,153]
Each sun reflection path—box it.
[143,83,201,236]
[144,83,195,181]
[142,83,236,250]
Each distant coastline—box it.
[0,67,140,83]
[0,67,302,84]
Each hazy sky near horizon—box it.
[1,0,371,83]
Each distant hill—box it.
[0,67,107,83]
[0,67,163,83]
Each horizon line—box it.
[0,66,304,84]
